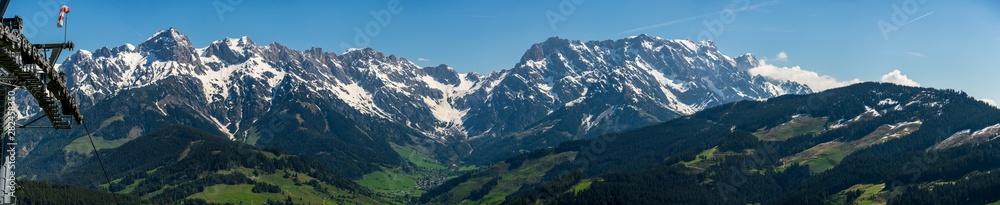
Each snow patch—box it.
[878,98,898,106]
[197,57,286,104]
[828,119,848,129]
[327,80,388,118]
[422,97,465,126]
[525,59,547,69]
[671,39,699,52]
[933,123,1000,150]
[888,120,922,130]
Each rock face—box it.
[40,28,810,166]
[458,35,810,162]
[462,35,809,139]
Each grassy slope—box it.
[186,169,380,204]
[435,151,578,205]
[781,122,921,173]
[348,142,504,204]
[357,170,423,197]
[758,116,827,141]
[64,113,140,154]
[111,164,383,204]
[681,147,718,167]
[104,148,383,204]
[392,143,447,170]
[566,178,603,196]
[63,135,132,154]
[355,143,454,199]
[827,183,887,205]
[244,127,262,145]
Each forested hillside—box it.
[423,83,1000,204]
[51,125,387,204]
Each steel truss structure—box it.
[0,0,84,204]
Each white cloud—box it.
[905,51,925,58]
[417,57,431,62]
[774,51,788,62]
[880,69,920,87]
[748,63,862,92]
[982,99,997,108]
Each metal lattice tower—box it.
[1,89,16,204]
[0,0,84,203]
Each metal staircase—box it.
[0,0,84,203]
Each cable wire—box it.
[16,184,31,204]
[80,120,122,205]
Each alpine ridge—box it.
[34,28,810,168]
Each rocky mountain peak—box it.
[422,64,462,86]
[135,27,202,68]
[734,53,761,70]
[202,36,260,64]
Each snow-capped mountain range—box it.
[51,28,810,145]
[462,35,809,141]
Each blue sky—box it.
[9,0,999,102]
